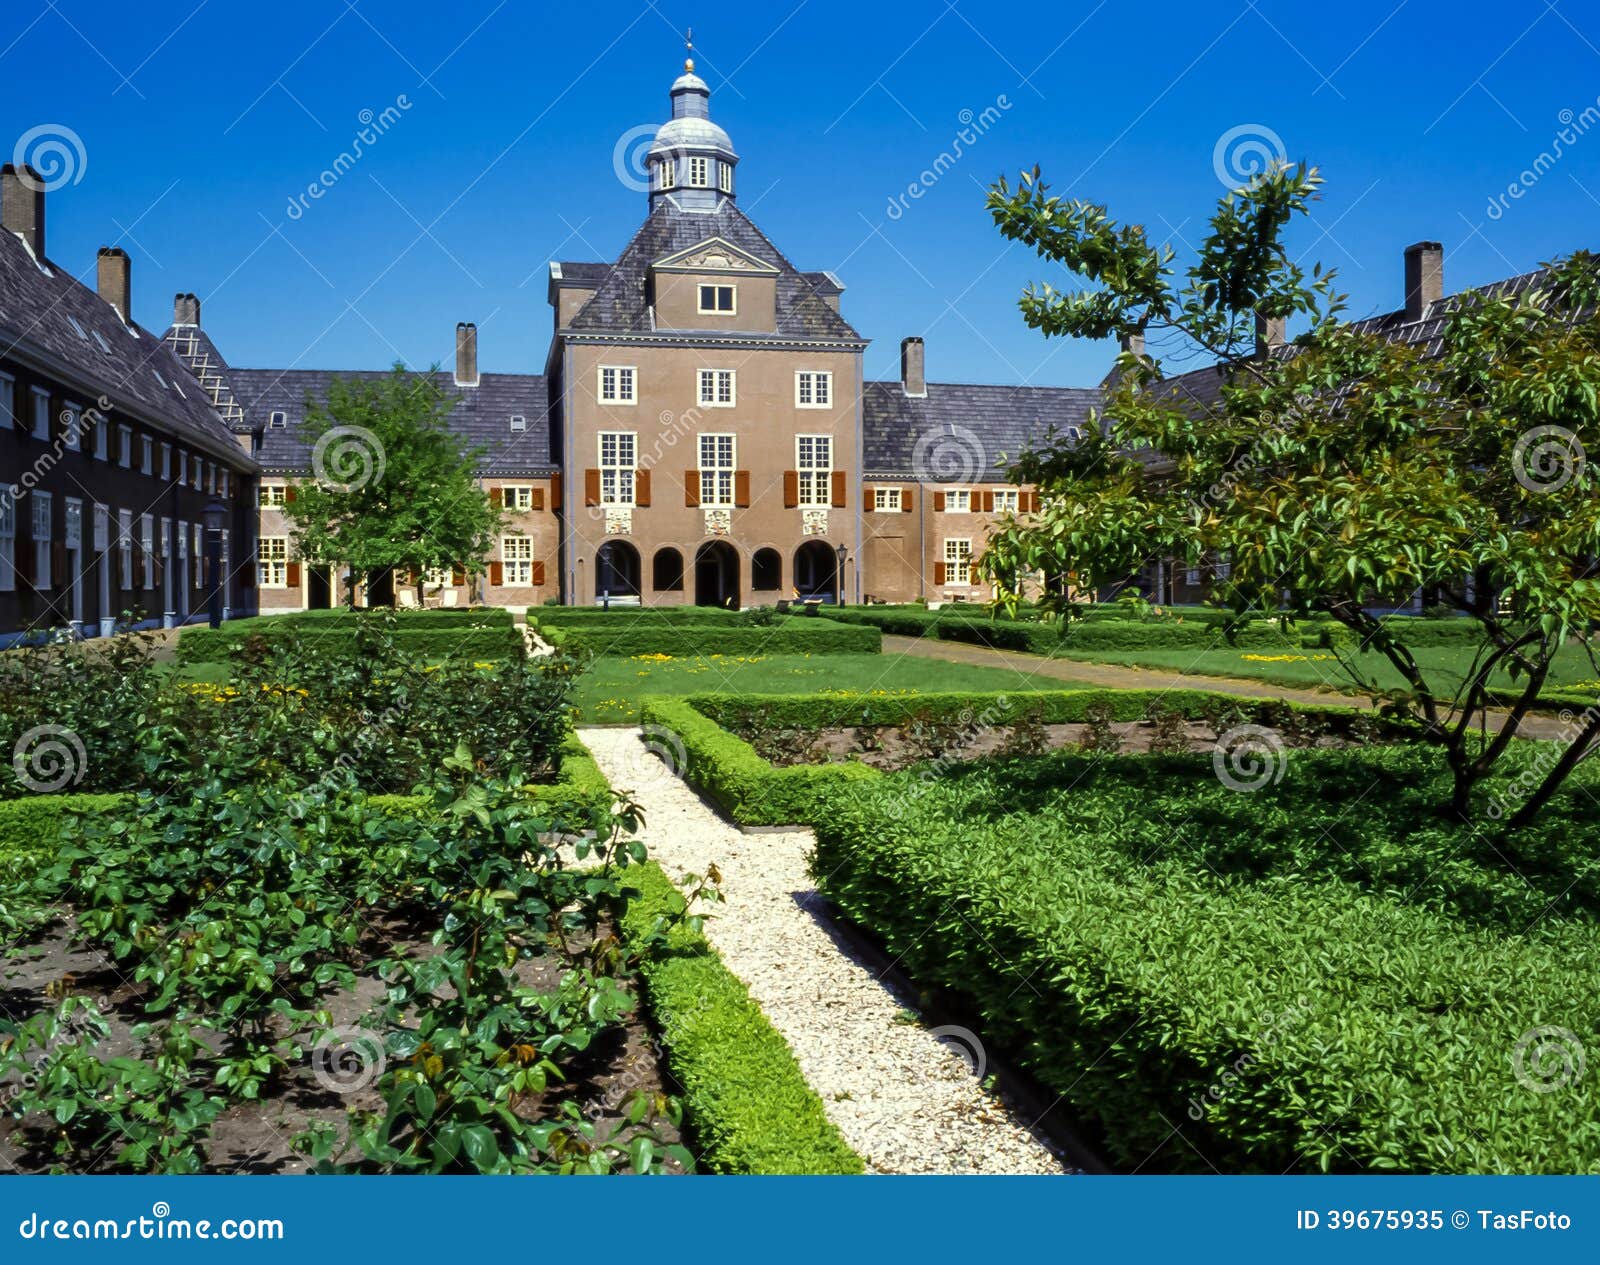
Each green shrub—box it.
[554,619,879,658]
[0,793,125,883]
[619,864,862,1174]
[812,748,1600,1173]
[176,625,522,665]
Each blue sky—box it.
[3,0,1597,387]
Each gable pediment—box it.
[650,236,779,276]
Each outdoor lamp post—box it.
[834,542,848,606]
[202,498,227,630]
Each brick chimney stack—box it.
[455,322,479,388]
[1,164,45,258]
[1404,241,1443,323]
[172,292,201,326]
[1255,312,1287,360]
[1118,329,1145,359]
[900,336,926,397]
[97,247,131,322]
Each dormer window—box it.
[657,159,676,191]
[269,411,287,428]
[718,163,732,193]
[688,156,709,188]
[698,284,735,315]
[509,414,527,432]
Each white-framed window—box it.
[191,459,202,490]
[795,371,832,408]
[797,434,832,508]
[509,414,527,432]
[697,284,735,314]
[597,364,636,404]
[60,404,80,451]
[64,498,81,552]
[269,411,287,429]
[117,509,133,590]
[943,538,973,586]
[502,485,535,511]
[117,424,132,467]
[656,159,676,191]
[159,518,170,561]
[259,536,287,587]
[140,434,153,474]
[260,484,287,508]
[502,534,533,585]
[1185,565,1201,586]
[0,489,14,591]
[697,368,735,407]
[698,433,735,506]
[139,514,154,589]
[192,524,203,586]
[220,470,230,498]
[93,415,108,460]
[944,488,971,513]
[92,503,108,555]
[221,530,229,578]
[0,373,13,429]
[688,156,709,187]
[176,519,188,560]
[31,387,50,439]
[718,162,733,193]
[160,443,171,479]
[599,431,637,505]
[178,451,188,484]
[874,487,902,512]
[31,492,51,589]
[993,489,1019,513]
[1215,552,1233,581]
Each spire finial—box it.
[684,27,694,73]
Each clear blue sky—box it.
[3,0,1596,387]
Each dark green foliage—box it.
[176,624,522,665]
[544,616,880,657]
[812,748,1600,1173]
[619,864,862,1174]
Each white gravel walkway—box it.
[579,726,1073,1175]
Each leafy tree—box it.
[285,366,503,605]
[980,163,1600,827]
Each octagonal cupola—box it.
[648,47,737,211]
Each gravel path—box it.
[579,726,1072,1176]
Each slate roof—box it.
[564,199,863,342]
[221,368,554,476]
[0,231,256,471]
[862,379,1101,476]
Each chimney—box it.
[1254,312,1286,360]
[900,336,926,397]
[1,163,45,258]
[172,292,201,326]
[1118,329,1145,359]
[1403,241,1443,323]
[97,247,131,322]
[455,321,479,387]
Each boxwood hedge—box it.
[619,863,862,1174]
[811,748,1600,1173]
[177,624,524,665]
[544,617,880,657]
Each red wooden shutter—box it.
[584,469,600,506]
[286,561,301,588]
[489,487,503,507]
[902,489,914,513]
[933,561,946,585]
[635,468,652,507]
[783,471,799,508]
[284,485,297,504]
[530,488,545,511]
[830,471,846,508]
[933,491,946,512]
[735,471,750,508]
[489,561,504,586]
[530,561,546,586]
[452,565,466,585]
[550,473,562,510]
[684,470,700,508]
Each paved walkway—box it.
[578,726,1071,1176]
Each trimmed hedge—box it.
[549,618,880,658]
[638,697,877,825]
[812,751,1600,1173]
[619,863,862,1174]
[256,608,513,628]
[533,607,739,624]
[177,624,524,665]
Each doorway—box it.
[694,541,740,608]
[595,541,642,602]
[793,540,838,602]
[308,566,333,610]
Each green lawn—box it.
[1057,641,1600,698]
[575,651,1083,722]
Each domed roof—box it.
[650,114,734,157]
[671,70,708,94]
